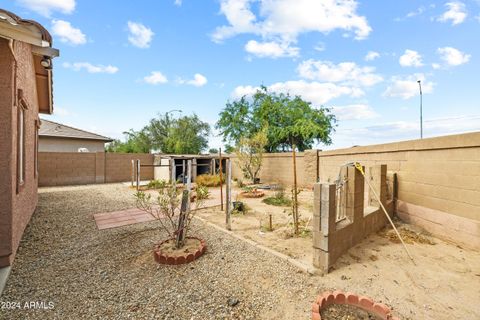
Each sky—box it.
[2,0,480,150]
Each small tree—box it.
[134,183,209,249]
[235,130,267,184]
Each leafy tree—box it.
[106,129,152,153]
[159,114,210,154]
[216,86,336,152]
[107,113,210,154]
[208,148,219,154]
[235,129,267,183]
[216,87,337,235]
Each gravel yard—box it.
[1,183,479,320]
[0,184,317,320]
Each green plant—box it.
[235,129,267,184]
[196,174,224,187]
[196,185,210,201]
[147,179,168,190]
[262,188,292,207]
[263,186,292,206]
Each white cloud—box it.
[16,0,75,17]
[127,21,154,48]
[63,62,119,74]
[331,104,379,120]
[178,73,208,87]
[143,71,168,84]
[406,6,427,18]
[438,1,467,25]
[399,49,423,67]
[314,42,326,52]
[232,81,364,105]
[437,46,471,66]
[364,51,380,61]
[212,0,371,57]
[383,74,433,99]
[244,40,299,58]
[297,60,383,87]
[51,20,86,45]
[174,0,182,6]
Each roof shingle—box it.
[39,119,113,142]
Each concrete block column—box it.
[346,166,364,222]
[368,165,387,208]
[313,183,336,273]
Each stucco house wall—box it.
[39,137,106,152]
[0,38,40,267]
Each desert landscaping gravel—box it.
[1,184,480,320]
[0,184,317,320]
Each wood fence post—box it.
[136,159,140,192]
[225,159,232,230]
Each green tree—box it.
[216,87,337,235]
[208,148,219,154]
[106,129,152,153]
[216,86,336,152]
[107,113,210,154]
[159,114,210,154]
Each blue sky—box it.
[2,0,480,150]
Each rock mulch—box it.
[0,184,316,319]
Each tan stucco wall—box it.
[39,137,106,152]
[231,132,480,249]
[0,38,14,267]
[38,152,154,186]
[0,39,40,267]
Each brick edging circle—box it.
[153,237,206,265]
[311,291,399,320]
[240,191,265,198]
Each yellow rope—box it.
[354,162,415,264]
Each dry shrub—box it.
[196,174,224,187]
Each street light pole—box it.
[417,80,423,139]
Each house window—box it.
[17,106,25,188]
[17,89,28,192]
[34,119,39,178]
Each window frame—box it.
[16,89,28,193]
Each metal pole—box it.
[417,80,423,139]
[219,148,224,211]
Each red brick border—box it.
[240,191,265,198]
[153,237,206,265]
[311,291,399,320]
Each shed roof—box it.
[39,119,113,142]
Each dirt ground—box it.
[195,186,480,320]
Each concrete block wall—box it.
[231,131,480,249]
[38,152,154,186]
[105,153,154,183]
[313,165,393,273]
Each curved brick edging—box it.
[240,191,265,198]
[153,237,206,265]
[311,291,400,320]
